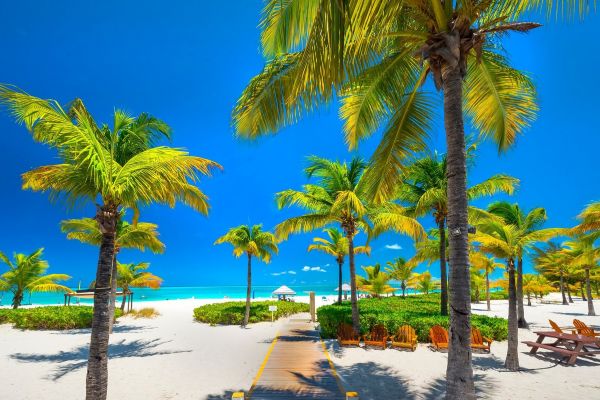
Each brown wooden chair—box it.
[549,319,564,334]
[362,324,388,349]
[429,325,449,351]
[390,325,417,351]
[573,319,600,337]
[471,327,492,352]
[337,323,360,347]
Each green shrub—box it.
[472,290,509,302]
[317,294,507,342]
[0,306,122,330]
[193,301,310,325]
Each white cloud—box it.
[271,271,287,276]
[302,266,311,272]
[288,271,297,275]
[385,244,402,250]
[301,265,328,273]
[325,264,330,267]
[310,266,321,271]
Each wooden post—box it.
[309,291,316,322]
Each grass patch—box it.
[193,300,310,325]
[317,294,507,342]
[0,306,122,330]
[125,307,160,319]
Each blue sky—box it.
[0,1,598,288]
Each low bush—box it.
[193,300,310,325]
[317,294,507,342]
[0,306,122,330]
[125,307,160,319]
[472,290,508,302]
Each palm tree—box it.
[563,235,599,316]
[0,248,71,309]
[470,252,504,311]
[488,202,550,327]
[61,216,165,331]
[232,3,590,396]
[533,242,571,305]
[408,271,440,295]
[573,202,600,234]
[522,274,553,306]
[385,257,415,297]
[307,228,370,303]
[275,156,424,332]
[116,262,162,311]
[398,152,517,315]
[0,87,221,400]
[357,263,394,297]
[215,225,278,326]
[470,269,485,303]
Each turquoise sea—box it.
[0,285,419,306]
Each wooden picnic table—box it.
[523,331,600,365]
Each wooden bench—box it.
[522,341,578,356]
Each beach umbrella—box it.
[272,285,296,300]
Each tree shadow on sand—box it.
[421,373,498,399]
[10,338,191,381]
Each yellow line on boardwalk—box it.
[320,338,346,395]
[248,331,279,396]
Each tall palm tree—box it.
[470,269,485,303]
[533,242,571,305]
[398,152,518,315]
[307,228,370,303]
[573,202,600,234]
[470,252,504,311]
[215,225,278,326]
[0,248,71,309]
[488,202,549,327]
[522,274,554,306]
[563,235,599,316]
[275,156,424,332]
[357,263,394,298]
[385,257,415,297]
[408,270,440,295]
[61,216,165,331]
[0,87,220,400]
[232,3,590,396]
[116,262,162,311]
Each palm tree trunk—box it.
[486,271,491,311]
[581,281,586,301]
[585,268,595,316]
[86,205,118,400]
[346,229,360,334]
[566,281,573,303]
[243,253,252,327]
[517,256,527,328]
[441,49,474,400]
[120,291,127,312]
[505,259,519,371]
[438,219,448,316]
[559,274,568,305]
[108,254,117,333]
[337,258,343,304]
[402,282,406,298]
[527,293,531,306]
[12,289,23,309]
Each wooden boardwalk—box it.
[249,314,345,400]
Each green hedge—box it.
[0,306,122,330]
[193,301,310,325]
[472,290,508,302]
[317,295,507,342]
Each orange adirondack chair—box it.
[471,327,492,352]
[362,324,388,349]
[549,319,564,334]
[390,325,417,351]
[429,325,449,351]
[573,319,600,337]
[337,323,360,347]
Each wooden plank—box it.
[250,316,345,400]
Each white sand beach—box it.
[1,296,599,399]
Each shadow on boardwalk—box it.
[10,338,191,380]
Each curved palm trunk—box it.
[86,206,118,400]
[585,268,595,316]
[337,257,343,304]
[486,270,491,311]
[566,281,574,303]
[517,256,527,328]
[505,259,519,371]
[442,55,474,399]
[12,289,23,309]
[120,286,128,312]
[108,254,117,333]
[559,274,568,305]
[243,253,252,327]
[439,219,448,316]
[581,282,586,301]
[346,230,360,334]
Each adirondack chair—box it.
[390,325,417,351]
[471,327,492,352]
[429,325,448,351]
[548,319,576,335]
[573,319,600,337]
[362,324,388,349]
[337,323,360,347]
